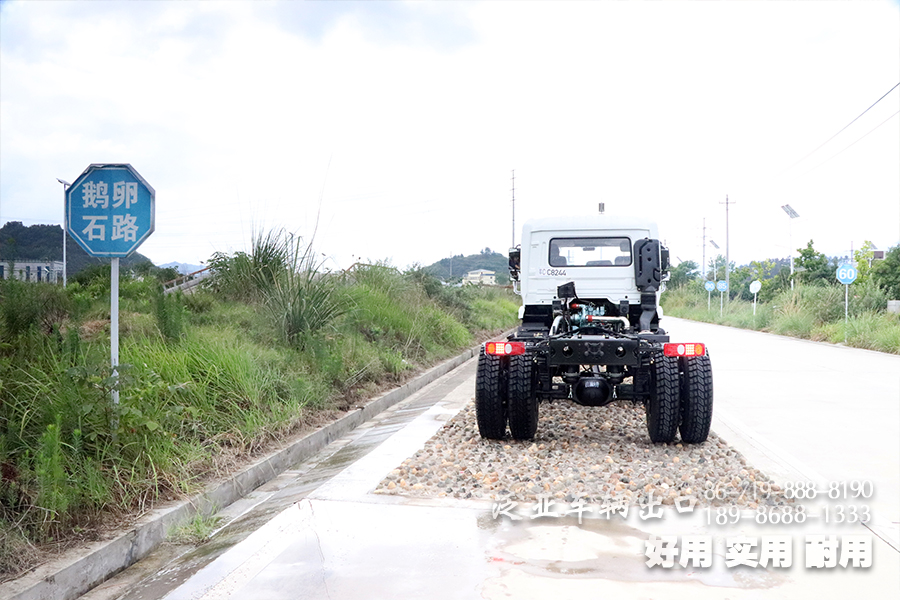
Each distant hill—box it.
[0,221,152,274]
[425,248,509,283]
[159,262,205,275]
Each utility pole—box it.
[720,195,736,300]
[701,218,707,280]
[511,170,516,248]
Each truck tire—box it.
[475,349,508,439]
[679,355,713,443]
[645,355,680,443]
[508,353,538,440]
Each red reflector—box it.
[484,341,526,356]
[664,343,706,357]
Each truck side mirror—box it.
[508,247,521,281]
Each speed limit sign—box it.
[836,264,858,285]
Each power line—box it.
[780,81,900,175]
[804,109,900,174]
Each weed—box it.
[169,511,221,545]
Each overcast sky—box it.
[2,0,898,273]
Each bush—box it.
[0,279,71,339]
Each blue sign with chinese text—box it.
[66,164,155,257]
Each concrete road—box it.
[87,320,900,599]
[664,317,900,551]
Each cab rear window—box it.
[549,237,632,267]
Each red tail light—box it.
[485,341,526,356]
[664,343,706,357]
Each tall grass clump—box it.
[264,234,347,349]
[206,229,290,301]
[207,229,346,349]
[154,287,186,342]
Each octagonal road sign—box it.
[716,280,728,292]
[749,280,762,294]
[836,264,858,285]
[66,164,155,257]
[704,280,715,292]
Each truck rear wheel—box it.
[475,349,508,439]
[508,354,538,440]
[645,355,680,443]
[679,355,713,443]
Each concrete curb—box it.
[2,346,479,600]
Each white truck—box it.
[476,214,713,444]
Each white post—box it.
[62,219,67,287]
[844,283,849,343]
[111,258,120,409]
[707,290,711,311]
[753,292,758,316]
[789,218,793,290]
[58,179,70,286]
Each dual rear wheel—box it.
[644,354,713,444]
[475,350,537,441]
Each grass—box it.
[0,241,521,579]
[169,512,222,545]
[662,284,900,354]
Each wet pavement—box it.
[84,324,900,599]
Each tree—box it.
[852,240,876,285]
[706,254,735,281]
[668,260,699,289]
[872,244,900,299]
[795,240,834,286]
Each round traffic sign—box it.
[716,280,728,292]
[749,280,762,294]
[704,280,715,292]
[836,264,857,285]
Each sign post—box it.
[704,280,715,311]
[716,280,728,317]
[66,164,155,434]
[836,264,858,342]
[749,280,762,316]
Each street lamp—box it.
[781,204,800,289]
[57,178,70,287]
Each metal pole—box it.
[789,218,794,290]
[724,196,730,300]
[57,179,70,286]
[111,258,120,439]
[511,170,515,248]
[844,283,849,343]
[62,209,67,287]
[701,218,706,281]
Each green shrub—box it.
[0,279,71,339]
[154,288,185,343]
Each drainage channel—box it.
[82,360,477,600]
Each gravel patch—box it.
[374,400,788,508]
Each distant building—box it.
[0,260,64,283]
[464,269,496,286]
